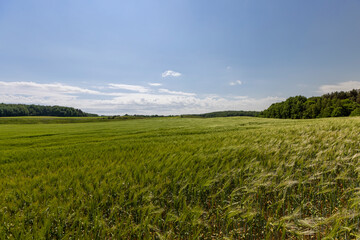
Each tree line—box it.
[0,103,97,117]
[261,89,360,119]
[182,110,260,118]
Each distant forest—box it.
[182,110,259,118]
[261,89,360,119]
[0,103,97,117]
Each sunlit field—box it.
[1,117,360,239]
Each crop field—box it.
[1,117,360,239]
[0,116,118,124]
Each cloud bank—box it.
[318,81,360,94]
[0,81,283,115]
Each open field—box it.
[1,117,360,239]
[0,116,142,124]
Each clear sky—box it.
[1,0,360,115]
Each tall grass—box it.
[1,117,360,239]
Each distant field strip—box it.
[1,117,360,239]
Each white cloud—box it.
[158,88,196,96]
[0,81,101,95]
[148,83,162,87]
[229,80,242,86]
[318,81,360,94]
[108,83,149,93]
[0,81,283,115]
[162,70,182,78]
[226,66,231,70]
[72,94,283,115]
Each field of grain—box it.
[1,117,360,239]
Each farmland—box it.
[1,116,360,239]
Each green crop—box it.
[1,116,360,239]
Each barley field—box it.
[1,116,360,239]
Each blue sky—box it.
[1,0,360,115]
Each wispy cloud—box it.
[318,81,360,94]
[229,80,242,86]
[0,81,283,115]
[158,88,196,96]
[226,66,231,70]
[148,83,162,87]
[108,83,149,93]
[0,81,101,95]
[162,70,182,78]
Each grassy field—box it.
[0,116,142,124]
[1,116,360,239]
